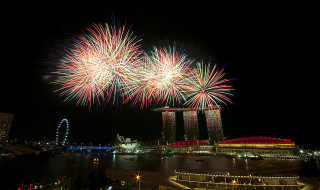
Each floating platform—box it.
[172,169,305,189]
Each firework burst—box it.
[52,23,142,108]
[124,46,192,108]
[182,62,234,111]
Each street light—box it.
[232,179,237,190]
[136,174,141,190]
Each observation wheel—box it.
[55,119,69,146]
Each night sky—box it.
[1,3,317,148]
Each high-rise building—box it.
[183,111,199,141]
[154,106,224,145]
[205,108,223,144]
[162,111,176,144]
[0,112,14,146]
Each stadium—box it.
[215,136,298,156]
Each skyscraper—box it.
[205,108,223,144]
[0,112,14,146]
[162,111,176,144]
[154,106,224,145]
[183,111,199,140]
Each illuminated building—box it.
[216,137,297,155]
[115,134,140,152]
[205,108,223,144]
[153,106,223,145]
[161,111,176,144]
[0,112,14,146]
[183,111,198,140]
[166,140,213,153]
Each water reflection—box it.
[244,158,249,171]
[0,152,319,188]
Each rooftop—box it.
[217,137,294,145]
[152,106,219,112]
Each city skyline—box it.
[1,3,317,148]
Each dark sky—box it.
[1,3,317,148]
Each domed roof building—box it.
[215,137,298,155]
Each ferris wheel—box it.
[55,119,69,146]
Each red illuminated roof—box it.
[217,137,294,145]
[168,140,207,147]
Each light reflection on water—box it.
[1,152,319,188]
[39,152,320,180]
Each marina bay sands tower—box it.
[161,111,176,144]
[183,110,199,141]
[154,106,223,145]
[205,108,224,144]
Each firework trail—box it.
[52,23,142,108]
[182,62,234,111]
[124,46,192,108]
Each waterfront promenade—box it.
[106,169,189,189]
